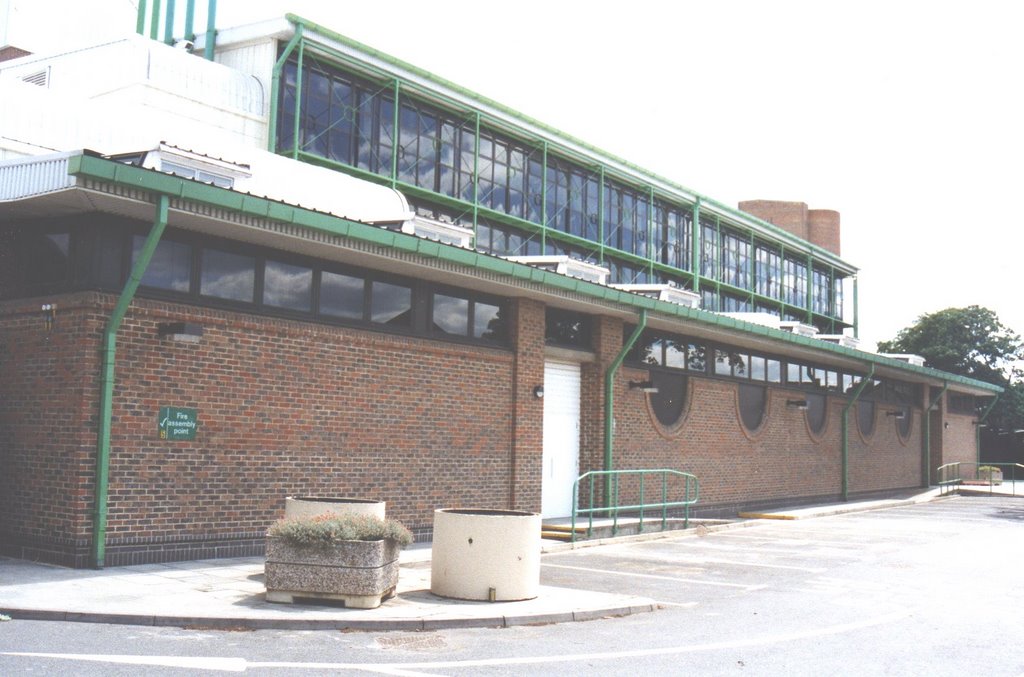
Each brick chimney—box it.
[739,200,840,256]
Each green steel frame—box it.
[135,0,217,59]
[65,152,1000,397]
[267,19,858,334]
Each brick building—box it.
[0,8,1000,568]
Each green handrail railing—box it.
[571,469,699,543]
[937,462,1024,497]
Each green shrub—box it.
[267,512,414,547]
[978,466,1001,474]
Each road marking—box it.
[2,610,910,672]
[597,549,826,573]
[1,653,247,672]
[542,562,764,589]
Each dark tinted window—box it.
[432,293,469,336]
[134,237,191,292]
[263,260,312,311]
[200,249,254,302]
[320,271,364,319]
[474,301,503,341]
[370,281,411,326]
[546,308,591,348]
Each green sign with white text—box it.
[159,407,198,440]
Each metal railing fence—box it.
[571,469,698,543]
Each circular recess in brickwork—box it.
[895,406,913,442]
[857,401,876,439]
[648,371,688,428]
[738,383,767,433]
[805,393,828,436]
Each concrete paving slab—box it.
[0,489,953,630]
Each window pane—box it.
[750,355,766,381]
[731,352,749,378]
[714,349,732,376]
[546,310,592,347]
[474,301,504,341]
[370,281,411,326]
[687,343,706,372]
[263,260,312,311]
[320,271,364,319]
[200,249,254,302]
[767,359,782,383]
[433,293,469,336]
[665,339,686,369]
[134,237,192,292]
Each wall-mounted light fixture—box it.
[944,422,950,430]
[886,410,906,420]
[41,303,57,332]
[786,399,809,410]
[629,380,659,393]
[157,322,204,343]
[533,385,544,399]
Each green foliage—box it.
[879,306,1024,432]
[877,306,1023,383]
[267,512,414,548]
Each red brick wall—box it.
[605,369,922,510]
[0,287,941,567]
[941,408,979,475]
[1,291,524,565]
[738,200,810,240]
[0,294,105,564]
[509,298,545,512]
[808,209,841,256]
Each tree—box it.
[878,306,1024,440]
[877,305,1023,384]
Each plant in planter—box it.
[265,512,413,609]
[978,466,1003,485]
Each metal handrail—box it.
[571,469,699,542]
[936,462,1024,497]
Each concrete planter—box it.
[430,508,541,601]
[264,537,401,609]
[979,468,1003,485]
[284,496,386,520]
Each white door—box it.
[541,361,581,518]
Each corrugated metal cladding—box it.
[0,153,75,201]
[214,40,278,119]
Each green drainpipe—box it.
[976,394,1000,466]
[923,382,948,487]
[92,195,169,569]
[604,309,647,506]
[841,364,874,501]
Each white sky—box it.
[4,0,1023,350]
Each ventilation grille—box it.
[22,68,49,88]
